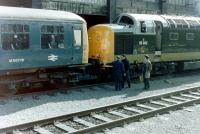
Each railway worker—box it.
[12,34,21,50]
[142,55,152,90]
[121,55,131,88]
[112,56,125,91]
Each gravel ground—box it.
[103,105,200,134]
[0,73,200,130]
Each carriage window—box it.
[1,24,30,50]
[41,25,64,49]
[169,33,179,40]
[73,30,82,47]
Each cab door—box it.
[71,24,83,64]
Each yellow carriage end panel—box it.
[88,24,114,64]
[82,24,89,64]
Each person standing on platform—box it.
[142,55,152,90]
[121,55,131,88]
[112,56,125,91]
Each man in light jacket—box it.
[142,55,152,90]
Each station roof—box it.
[0,6,85,23]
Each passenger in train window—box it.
[41,25,64,49]
[21,35,29,49]
[112,56,125,91]
[142,55,152,90]
[121,55,131,88]
[12,34,20,50]
[57,35,65,48]
[48,35,58,49]
[58,41,64,48]
[2,29,29,50]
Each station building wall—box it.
[0,0,199,27]
[0,0,32,7]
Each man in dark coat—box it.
[112,56,125,91]
[142,55,152,90]
[121,55,131,88]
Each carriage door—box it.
[155,21,162,51]
[71,24,83,64]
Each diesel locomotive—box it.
[88,13,200,75]
[0,6,88,94]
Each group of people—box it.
[112,54,152,91]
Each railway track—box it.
[1,86,200,134]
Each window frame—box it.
[186,33,194,41]
[1,23,30,51]
[169,32,179,41]
[73,29,82,47]
[40,24,65,49]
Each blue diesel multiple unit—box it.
[0,6,89,93]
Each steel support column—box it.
[159,0,166,14]
[32,0,41,8]
[108,0,116,22]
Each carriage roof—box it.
[0,6,85,23]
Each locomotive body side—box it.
[88,13,200,76]
[161,24,200,62]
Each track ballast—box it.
[1,86,200,134]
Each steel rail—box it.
[1,86,200,134]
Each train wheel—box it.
[0,84,16,97]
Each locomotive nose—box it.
[88,25,114,64]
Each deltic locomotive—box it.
[89,13,200,75]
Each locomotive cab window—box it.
[119,16,134,26]
[112,16,120,24]
[41,25,64,49]
[1,24,30,50]
[73,30,82,47]
[140,21,147,33]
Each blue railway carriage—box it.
[0,6,88,93]
[89,13,200,76]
